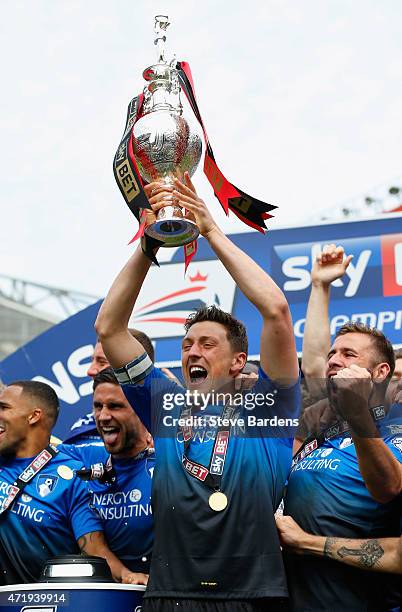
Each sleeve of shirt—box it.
[114,353,182,434]
[250,367,301,420]
[242,367,301,445]
[58,444,108,467]
[57,444,87,464]
[67,472,103,540]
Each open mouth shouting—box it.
[188,365,208,387]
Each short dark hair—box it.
[9,380,59,427]
[128,328,155,363]
[335,322,395,377]
[93,367,119,391]
[184,305,248,355]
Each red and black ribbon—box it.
[113,94,165,263]
[177,62,277,232]
[113,94,151,219]
[113,62,277,267]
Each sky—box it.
[1,0,402,313]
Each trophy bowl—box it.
[131,18,202,248]
[132,106,202,246]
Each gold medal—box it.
[208,491,228,512]
[57,465,74,480]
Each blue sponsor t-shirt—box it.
[0,450,102,584]
[284,409,402,611]
[59,443,154,574]
[121,365,300,600]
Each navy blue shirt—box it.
[284,409,402,611]
[0,450,101,584]
[59,443,154,574]
[121,364,300,600]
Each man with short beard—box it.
[284,322,402,611]
[59,367,155,584]
[64,328,155,446]
[0,380,131,584]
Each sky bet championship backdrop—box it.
[1,214,401,440]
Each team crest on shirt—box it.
[391,437,402,454]
[36,474,58,498]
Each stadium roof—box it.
[0,275,99,361]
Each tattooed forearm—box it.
[78,534,89,556]
[324,536,385,569]
[323,537,338,559]
[337,540,385,569]
[78,531,102,557]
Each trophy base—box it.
[145,218,199,247]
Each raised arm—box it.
[276,515,402,574]
[353,438,402,503]
[331,364,402,503]
[302,244,353,396]
[95,183,170,368]
[172,174,298,381]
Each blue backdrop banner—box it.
[1,214,401,439]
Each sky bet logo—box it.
[381,234,402,296]
[272,234,402,302]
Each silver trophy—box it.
[132,16,202,247]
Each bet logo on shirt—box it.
[36,474,58,498]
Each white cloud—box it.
[1,0,402,307]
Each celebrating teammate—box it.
[60,368,154,585]
[0,380,131,584]
[96,173,300,611]
[284,243,402,610]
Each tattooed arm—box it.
[276,516,402,574]
[77,531,148,585]
[322,536,401,573]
